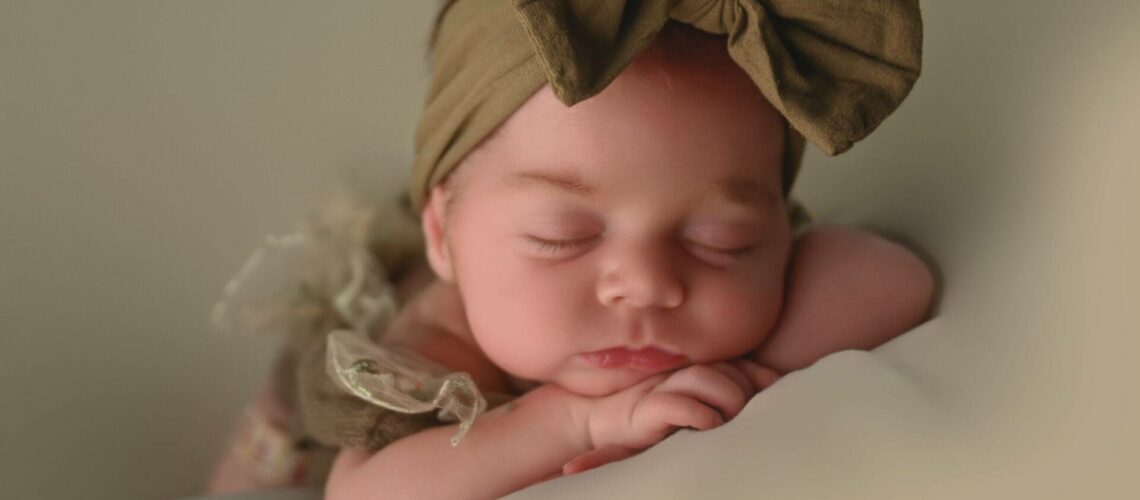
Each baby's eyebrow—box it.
[716,175,777,211]
[505,170,599,197]
[504,169,775,210]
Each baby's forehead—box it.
[498,167,781,212]
[445,23,785,204]
[454,85,785,210]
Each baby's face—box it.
[424,55,790,396]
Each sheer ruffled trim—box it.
[326,331,486,446]
[211,196,487,445]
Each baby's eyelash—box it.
[526,236,755,259]
[526,236,594,253]
[686,241,758,257]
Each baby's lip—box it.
[579,346,688,370]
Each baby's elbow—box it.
[855,231,937,332]
[884,244,937,329]
[805,224,938,333]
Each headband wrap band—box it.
[411,0,923,210]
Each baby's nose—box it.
[595,241,685,310]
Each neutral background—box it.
[1,1,1136,499]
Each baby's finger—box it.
[732,359,782,391]
[653,365,748,420]
[706,361,757,398]
[562,446,639,475]
[634,391,724,437]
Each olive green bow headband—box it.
[410,0,923,211]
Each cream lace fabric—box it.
[211,196,487,445]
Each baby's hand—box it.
[566,360,780,474]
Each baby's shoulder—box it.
[385,279,513,395]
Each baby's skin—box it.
[324,35,934,500]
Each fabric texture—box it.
[411,0,923,210]
[211,194,505,486]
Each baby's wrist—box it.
[530,383,596,453]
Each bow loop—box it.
[514,0,672,105]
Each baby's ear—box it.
[421,185,456,282]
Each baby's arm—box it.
[326,384,590,500]
[326,362,766,500]
[754,224,936,373]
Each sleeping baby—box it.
[208,0,931,498]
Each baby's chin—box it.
[548,367,670,398]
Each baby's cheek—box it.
[463,283,577,380]
[693,277,783,357]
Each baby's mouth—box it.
[579,346,688,370]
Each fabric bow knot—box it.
[514,0,923,156]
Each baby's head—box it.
[419,22,791,396]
